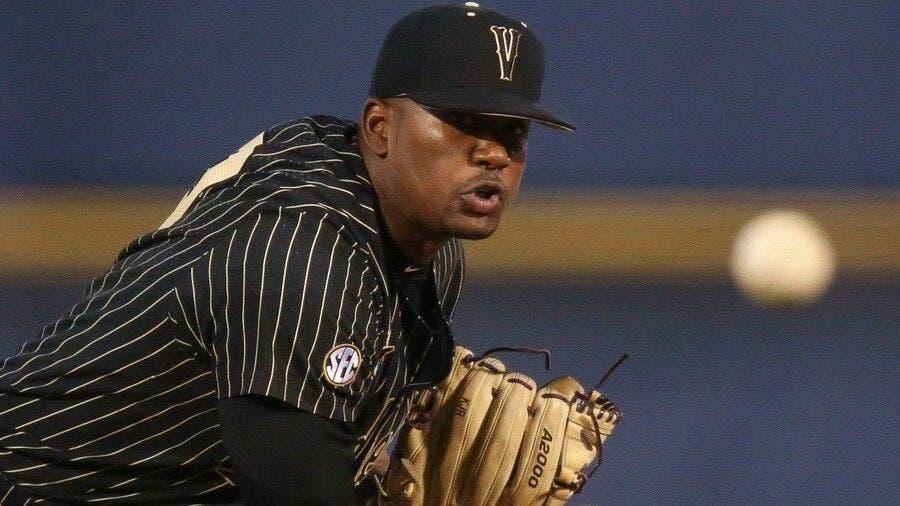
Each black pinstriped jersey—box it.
[0,116,464,503]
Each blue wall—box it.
[1,1,896,188]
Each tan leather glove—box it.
[381,346,624,505]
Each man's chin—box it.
[453,228,495,240]
[449,216,500,240]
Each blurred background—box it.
[1,1,897,503]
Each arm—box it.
[193,207,384,501]
[217,395,374,505]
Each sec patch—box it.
[323,344,362,386]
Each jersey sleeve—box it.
[191,207,386,423]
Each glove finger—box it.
[586,390,621,447]
[458,371,537,506]
[436,346,476,411]
[501,376,580,505]
[546,377,612,505]
[403,346,475,462]
[387,346,476,503]
[427,357,506,505]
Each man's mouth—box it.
[461,181,505,215]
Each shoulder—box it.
[226,116,377,237]
[262,116,358,144]
[182,114,370,219]
[165,119,379,241]
[121,116,379,264]
[250,115,362,169]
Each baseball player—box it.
[0,3,621,504]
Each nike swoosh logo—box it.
[404,266,420,273]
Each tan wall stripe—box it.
[1,186,897,279]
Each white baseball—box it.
[730,209,837,307]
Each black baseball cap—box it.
[370,2,574,132]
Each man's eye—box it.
[508,123,529,139]
[507,124,529,154]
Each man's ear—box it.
[360,98,391,158]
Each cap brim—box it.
[404,87,575,132]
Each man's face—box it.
[383,99,530,241]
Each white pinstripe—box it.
[283,215,328,401]
[264,213,306,396]
[48,367,208,445]
[239,213,263,392]
[223,229,237,397]
[313,247,357,413]
[247,207,282,392]
[296,225,345,403]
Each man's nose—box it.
[471,139,511,171]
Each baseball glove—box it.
[378,345,625,505]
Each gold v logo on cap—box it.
[489,26,522,81]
